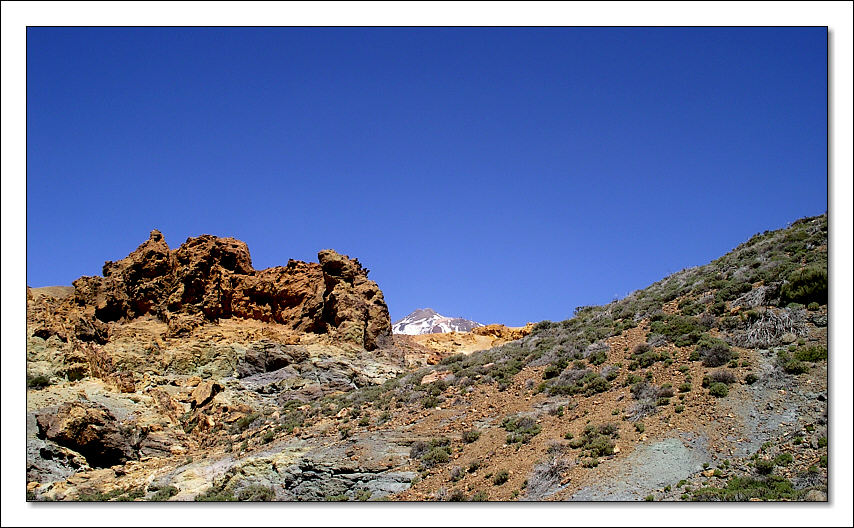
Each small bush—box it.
[237,485,275,502]
[493,470,509,485]
[793,345,827,362]
[194,487,237,502]
[695,337,733,367]
[26,374,51,389]
[411,437,451,468]
[502,415,542,444]
[232,412,260,433]
[708,382,729,398]
[779,267,827,306]
[462,429,481,443]
[421,447,450,467]
[678,382,692,393]
[755,459,774,475]
[648,315,704,347]
[148,485,178,501]
[706,370,737,385]
[783,360,810,375]
[745,373,759,385]
[774,453,794,466]
[469,490,488,501]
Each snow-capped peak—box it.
[392,308,483,335]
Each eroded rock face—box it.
[35,402,138,468]
[63,230,390,349]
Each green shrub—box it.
[421,447,450,467]
[818,437,827,448]
[632,344,667,368]
[26,374,51,389]
[502,415,542,444]
[774,453,794,466]
[195,487,237,502]
[588,350,608,366]
[232,412,260,433]
[493,470,509,485]
[708,382,729,398]
[690,475,804,501]
[543,364,562,379]
[462,429,481,443]
[793,346,827,362]
[470,490,489,501]
[325,494,349,501]
[754,458,774,475]
[148,485,179,501]
[678,383,692,393]
[807,302,820,311]
[648,315,704,347]
[237,485,275,501]
[422,395,439,408]
[695,336,732,367]
[779,267,827,306]
[783,360,810,374]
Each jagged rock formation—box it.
[59,230,390,350]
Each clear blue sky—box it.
[26,28,827,326]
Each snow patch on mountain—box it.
[392,308,483,335]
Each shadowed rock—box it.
[35,402,138,468]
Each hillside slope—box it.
[25,214,828,502]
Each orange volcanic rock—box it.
[51,230,390,350]
[471,323,534,341]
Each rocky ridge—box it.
[33,230,391,350]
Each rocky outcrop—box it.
[36,402,138,468]
[59,230,391,350]
[471,323,534,341]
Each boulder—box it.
[190,380,222,408]
[35,402,137,468]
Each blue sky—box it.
[26,28,827,325]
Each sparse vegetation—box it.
[493,470,509,485]
[237,485,275,501]
[462,429,481,443]
[502,415,542,444]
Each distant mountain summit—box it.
[392,308,483,335]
